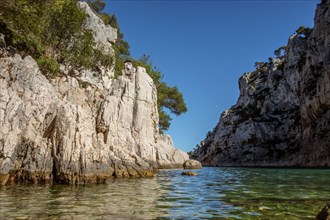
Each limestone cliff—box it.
[192,0,330,167]
[0,2,188,185]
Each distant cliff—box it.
[192,0,330,167]
[0,2,188,185]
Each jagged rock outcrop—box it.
[79,2,117,53]
[192,0,330,167]
[0,3,188,185]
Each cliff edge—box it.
[192,0,330,167]
[0,2,188,185]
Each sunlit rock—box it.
[183,159,202,170]
[181,171,198,176]
[0,3,188,185]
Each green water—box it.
[0,167,329,219]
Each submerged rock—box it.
[316,202,330,220]
[183,159,202,169]
[192,0,330,167]
[181,171,198,176]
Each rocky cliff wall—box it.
[0,2,188,185]
[192,0,330,167]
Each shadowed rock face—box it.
[0,3,188,185]
[192,0,330,167]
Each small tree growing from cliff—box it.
[86,0,187,131]
[254,62,268,71]
[274,46,287,58]
[86,0,105,13]
[86,0,130,78]
[295,26,312,38]
[133,55,187,131]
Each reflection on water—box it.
[0,168,329,219]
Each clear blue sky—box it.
[105,0,319,152]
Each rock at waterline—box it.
[181,171,198,176]
[183,159,202,169]
[316,202,330,220]
[0,2,189,185]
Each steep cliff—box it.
[192,0,330,167]
[0,2,188,185]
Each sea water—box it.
[0,167,329,219]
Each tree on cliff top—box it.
[295,26,312,38]
[0,0,113,76]
[86,0,105,13]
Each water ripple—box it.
[0,167,329,219]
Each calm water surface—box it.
[0,167,329,219]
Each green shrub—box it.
[93,48,114,69]
[274,46,287,58]
[133,55,187,131]
[87,0,105,13]
[86,0,129,78]
[0,0,114,77]
[87,0,188,131]
[36,56,59,78]
[1,0,187,131]
[295,26,312,38]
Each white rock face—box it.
[192,0,330,167]
[0,53,188,185]
[78,2,117,53]
[75,2,116,91]
[0,3,188,185]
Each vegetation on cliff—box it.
[190,24,315,160]
[133,55,187,131]
[0,0,187,131]
[86,0,187,131]
[0,0,113,76]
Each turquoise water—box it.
[0,167,329,219]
